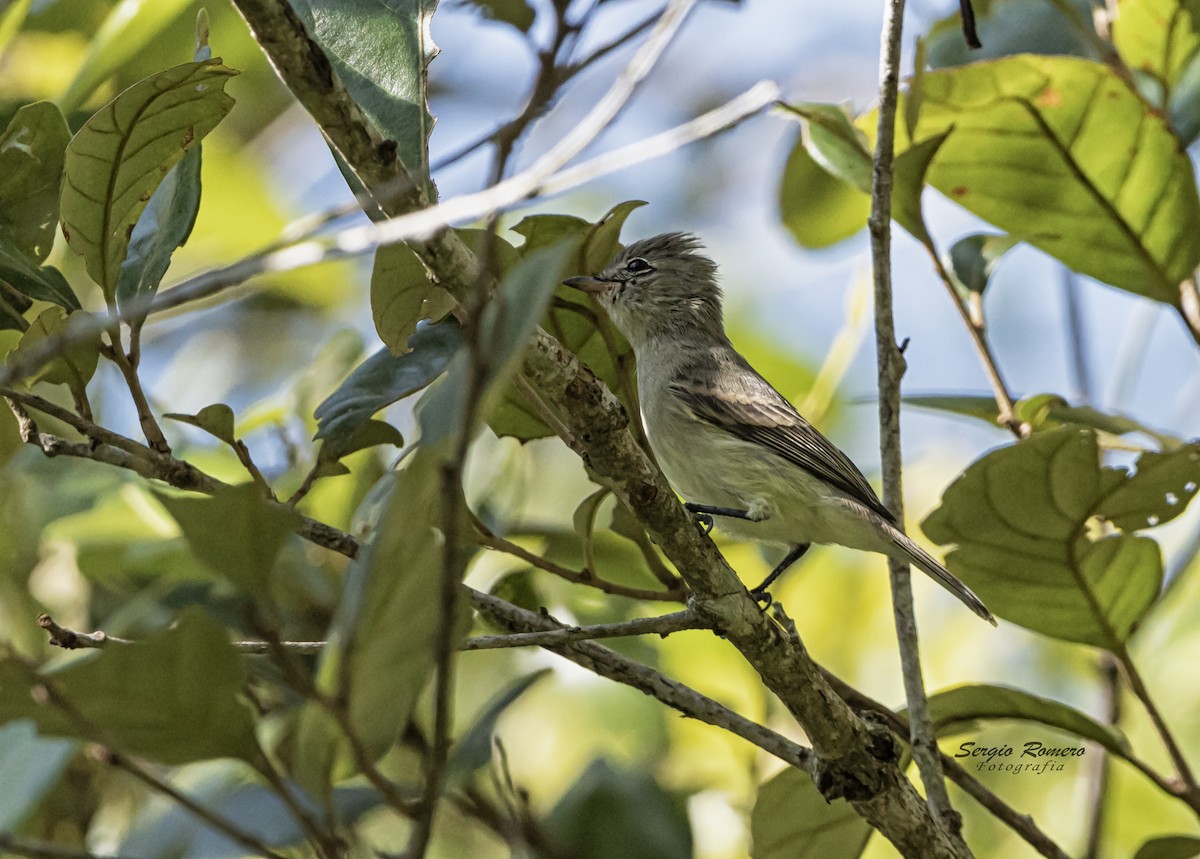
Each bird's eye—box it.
[625,258,652,274]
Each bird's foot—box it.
[692,511,715,535]
[749,587,773,611]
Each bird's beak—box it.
[563,275,614,295]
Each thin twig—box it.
[103,335,171,453]
[465,609,704,649]
[869,0,961,836]
[1117,644,1199,796]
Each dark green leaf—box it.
[1134,836,1200,859]
[926,684,1130,757]
[419,242,573,445]
[0,243,79,309]
[462,0,535,31]
[320,418,404,461]
[778,132,870,249]
[927,0,1098,69]
[914,56,1200,302]
[0,721,74,831]
[0,101,70,263]
[892,130,951,243]
[947,232,1020,295]
[903,395,1002,424]
[923,428,1169,648]
[547,760,692,859]
[115,146,202,314]
[511,213,590,256]
[445,669,551,791]
[1098,445,1200,530]
[163,403,237,445]
[313,319,461,445]
[583,200,647,272]
[489,570,542,613]
[750,768,870,859]
[5,307,100,388]
[0,610,258,765]
[155,483,300,598]
[290,0,438,195]
[60,59,237,299]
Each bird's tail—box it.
[886,527,997,626]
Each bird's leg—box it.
[685,502,759,535]
[750,543,810,605]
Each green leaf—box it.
[1134,836,1200,859]
[0,610,258,765]
[0,101,70,263]
[511,213,590,256]
[923,428,1191,647]
[60,59,237,299]
[750,768,870,859]
[370,243,457,355]
[926,684,1131,757]
[892,129,952,243]
[547,760,692,859]
[444,669,551,792]
[319,418,404,461]
[904,394,1005,424]
[0,721,74,831]
[419,242,573,445]
[163,403,237,446]
[59,0,195,113]
[778,133,870,249]
[115,145,202,315]
[1113,0,1200,93]
[927,0,1098,69]
[313,319,461,445]
[1168,48,1200,143]
[5,307,100,389]
[155,483,300,598]
[308,447,470,765]
[0,243,79,310]
[583,200,648,272]
[290,0,438,195]
[947,232,1021,294]
[463,0,535,31]
[913,55,1200,303]
[778,102,873,192]
[1098,445,1200,530]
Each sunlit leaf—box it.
[778,133,870,249]
[547,760,692,859]
[778,102,872,192]
[155,483,300,598]
[59,0,195,113]
[60,59,237,299]
[926,684,1131,757]
[290,0,438,194]
[0,101,70,263]
[444,669,551,792]
[913,56,1200,302]
[750,768,870,859]
[923,428,1199,647]
[163,403,237,445]
[5,307,100,388]
[0,610,258,765]
[1113,0,1200,93]
[314,319,461,445]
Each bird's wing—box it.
[669,358,895,522]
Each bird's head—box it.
[563,232,723,347]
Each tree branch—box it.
[869,0,962,838]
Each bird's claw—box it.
[693,511,715,535]
[750,588,773,611]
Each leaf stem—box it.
[1117,643,1199,796]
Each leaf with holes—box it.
[912,55,1200,302]
[923,428,1198,648]
[60,59,237,300]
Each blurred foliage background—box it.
[1,0,1200,857]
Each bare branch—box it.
[868,0,961,837]
[463,609,704,649]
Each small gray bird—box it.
[564,232,995,624]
